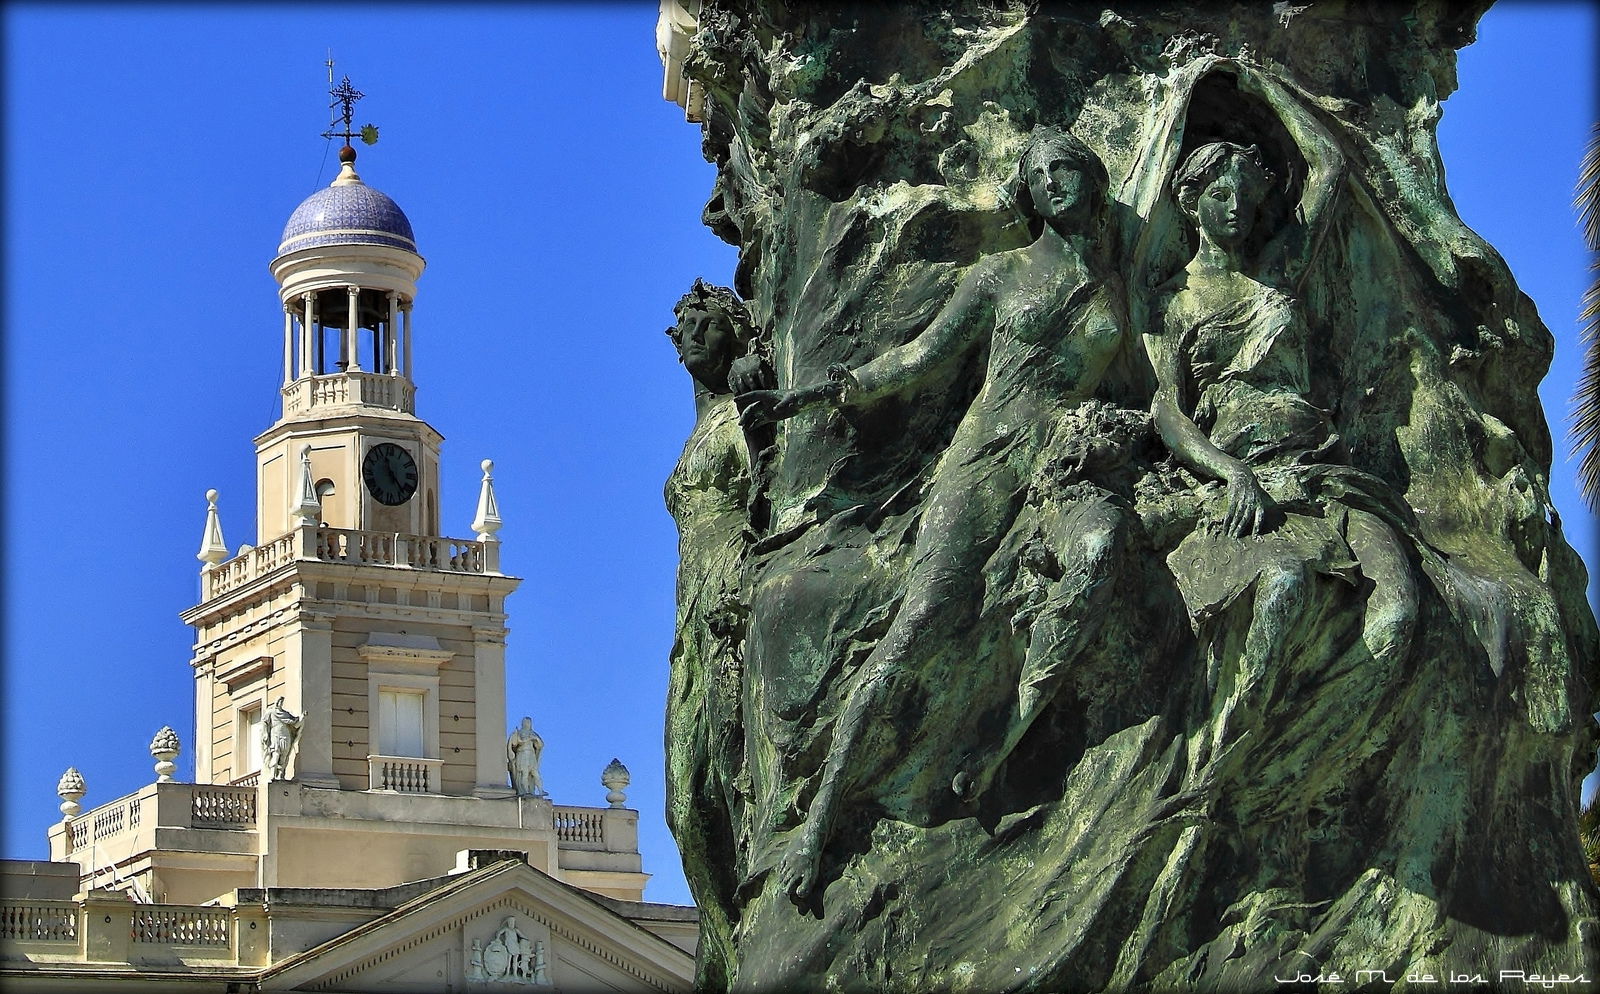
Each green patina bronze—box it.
[663,4,1600,990]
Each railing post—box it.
[294,520,320,561]
[234,905,268,967]
[83,891,132,963]
[602,807,638,854]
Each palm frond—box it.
[1582,792,1600,888]
[1579,124,1600,251]
[1572,125,1600,509]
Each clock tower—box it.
[180,136,525,812]
[47,85,652,909]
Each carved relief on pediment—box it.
[464,913,552,988]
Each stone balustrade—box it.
[66,789,144,853]
[55,782,258,864]
[202,525,491,599]
[205,533,295,598]
[552,807,608,848]
[367,755,444,793]
[282,371,415,416]
[190,786,257,826]
[1,895,263,968]
[131,905,231,946]
[1,901,78,943]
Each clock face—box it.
[362,443,419,506]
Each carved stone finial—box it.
[150,726,181,783]
[471,459,503,541]
[291,445,322,523]
[602,758,631,808]
[57,767,86,822]
[198,489,228,566]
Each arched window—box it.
[315,479,337,525]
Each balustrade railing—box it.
[202,525,490,599]
[190,786,256,826]
[81,791,143,848]
[228,771,261,788]
[552,807,606,845]
[282,372,415,416]
[206,532,296,599]
[368,755,443,794]
[1,901,78,942]
[131,906,230,946]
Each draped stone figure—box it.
[506,717,545,797]
[664,5,1599,990]
[261,696,302,782]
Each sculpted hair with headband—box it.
[666,278,755,350]
[1170,141,1274,221]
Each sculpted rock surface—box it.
[662,4,1600,990]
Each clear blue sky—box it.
[3,4,1595,908]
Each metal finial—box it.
[319,64,379,148]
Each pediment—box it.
[259,862,693,993]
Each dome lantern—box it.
[270,76,425,419]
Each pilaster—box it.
[472,624,514,798]
[285,609,339,789]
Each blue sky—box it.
[2,4,1595,908]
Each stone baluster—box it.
[150,727,180,783]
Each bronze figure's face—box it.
[676,307,735,387]
[1192,157,1266,247]
[1024,145,1093,227]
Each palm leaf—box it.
[1571,125,1600,507]
[1581,793,1600,888]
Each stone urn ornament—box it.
[56,767,86,822]
[150,726,181,783]
[601,758,630,808]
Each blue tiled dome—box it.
[277,174,417,256]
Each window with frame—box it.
[377,689,425,757]
[240,704,264,777]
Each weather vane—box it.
[320,56,379,147]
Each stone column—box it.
[302,292,317,376]
[386,292,400,376]
[345,285,362,372]
[282,308,295,385]
[402,304,413,379]
[471,625,514,798]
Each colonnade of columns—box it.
[281,286,413,385]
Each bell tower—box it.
[44,73,650,911]
[259,139,436,542]
[181,78,521,804]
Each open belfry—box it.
[1,78,696,992]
